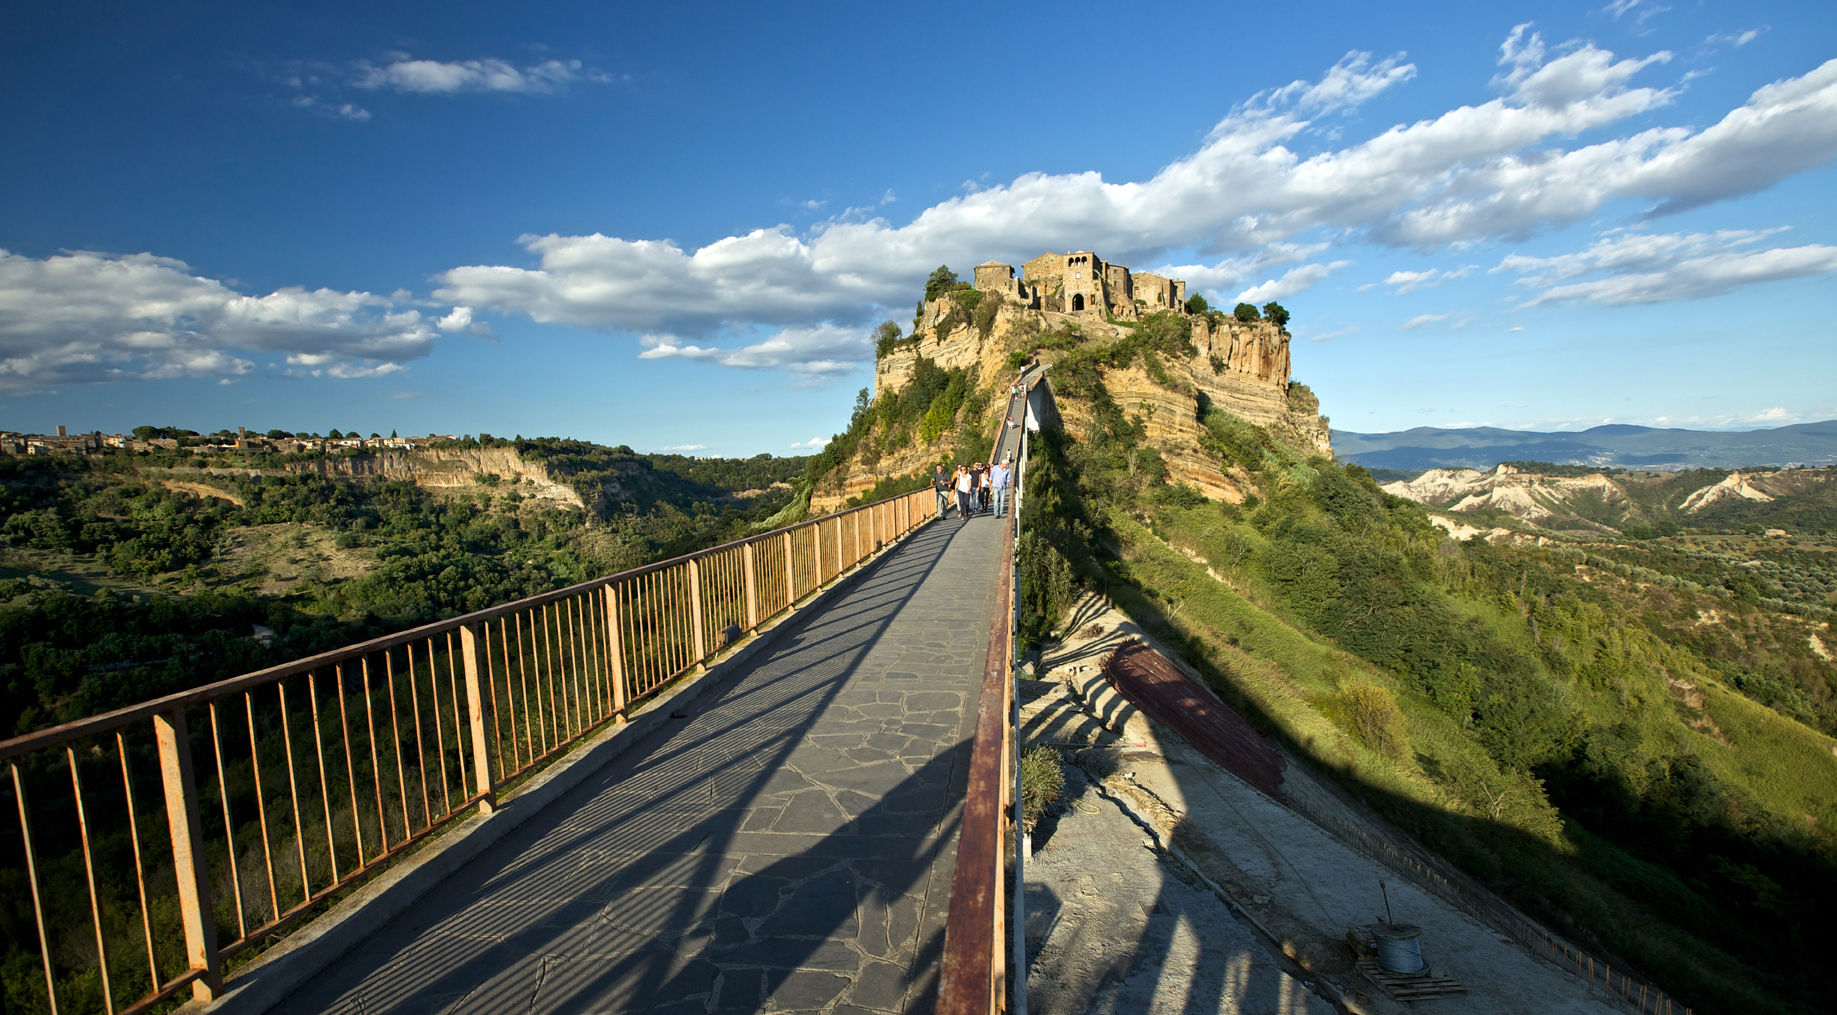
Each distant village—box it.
[0,425,461,457]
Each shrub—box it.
[1234,302,1261,323]
[972,289,1001,338]
[1339,681,1409,759]
[1019,745,1065,832]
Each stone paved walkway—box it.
[274,515,1003,1015]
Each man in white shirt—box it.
[991,457,1012,518]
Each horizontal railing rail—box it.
[939,371,1033,1014]
[0,486,935,1014]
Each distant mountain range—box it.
[1333,420,1837,471]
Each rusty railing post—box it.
[688,558,707,669]
[458,623,497,813]
[742,541,759,631]
[602,585,628,722]
[154,708,222,1000]
[811,521,823,589]
[783,531,796,608]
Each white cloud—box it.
[1235,260,1350,303]
[355,56,592,94]
[1381,265,1476,293]
[432,34,1837,373]
[1497,228,1837,305]
[0,248,447,391]
[638,322,868,376]
[1402,313,1451,330]
[789,436,830,450]
[1603,0,1669,31]
[1522,243,1837,305]
[1304,325,1360,343]
[656,443,707,453]
[1707,28,1764,49]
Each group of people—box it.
[934,456,1013,521]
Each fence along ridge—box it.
[1,485,935,1013]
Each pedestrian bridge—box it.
[0,381,1041,1015]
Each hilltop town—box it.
[812,249,1325,510]
[0,425,454,457]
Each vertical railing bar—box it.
[406,645,432,829]
[605,584,629,723]
[116,732,161,993]
[514,612,537,760]
[425,640,452,820]
[66,747,116,1014]
[586,589,608,722]
[277,683,311,902]
[688,558,706,670]
[333,663,365,866]
[444,631,468,805]
[153,708,222,1000]
[743,541,759,632]
[486,621,509,776]
[588,590,609,721]
[12,762,61,1015]
[540,602,562,737]
[527,609,550,755]
[565,596,586,729]
[384,652,411,841]
[360,657,388,855]
[498,617,523,772]
[457,623,496,812]
[310,675,343,881]
[244,692,280,923]
[639,572,656,693]
[208,700,248,940]
[539,605,561,747]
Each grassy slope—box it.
[1022,364,1836,1012]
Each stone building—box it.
[973,250,1188,320]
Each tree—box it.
[1261,301,1290,328]
[266,429,290,440]
[328,429,344,439]
[873,321,903,358]
[1233,302,1261,323]
[924,265,961,302]
[1185,293,1211,315]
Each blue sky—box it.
[3,0,1834,454]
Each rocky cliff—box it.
[286,447,585,509]
[817,289,1329,511]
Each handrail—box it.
[938,370,1034,1014]
[0,483,936,1013]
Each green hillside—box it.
[1021,373,1837,1013]
[0,443,805,739]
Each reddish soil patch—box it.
[1101,640,1286,800]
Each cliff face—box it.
[287,447,585,509]
[1053,332,1331,504]
[821,293,1329,511]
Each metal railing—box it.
[0,486,936,1014]
[938,372,1033,1014]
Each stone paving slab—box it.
[269,515,1003,1015]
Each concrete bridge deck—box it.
[269,512,1005,1015]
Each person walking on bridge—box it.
[933,463,951,519]
[954,464,973,522]
[992,456,1012,519]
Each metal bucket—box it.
[1373,923,1427,975]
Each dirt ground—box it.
[1020,593,1628,1015]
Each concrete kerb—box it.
[196,513,939,1015]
